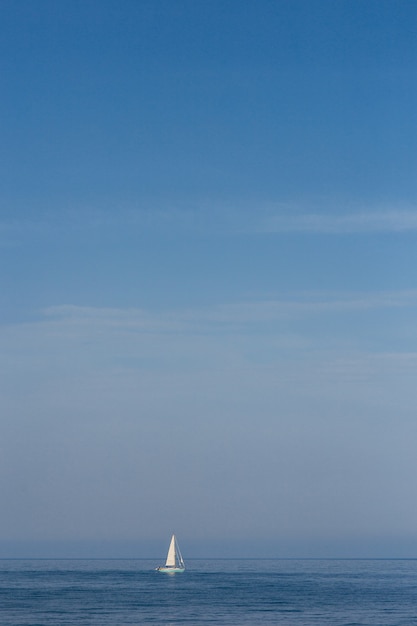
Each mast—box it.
[175,536,185,568]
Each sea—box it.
[1,559,417,625]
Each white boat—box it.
[156,534,185,573]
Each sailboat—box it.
[156,534,185,573]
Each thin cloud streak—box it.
[3,207,417,241]
[260,210,417,234]
[41,289,417,333]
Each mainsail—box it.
[165,535,176,567]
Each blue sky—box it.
[1,0,417,558]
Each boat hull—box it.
[156,566,185,573]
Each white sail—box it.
[165,535,176,567]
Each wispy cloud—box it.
[3,289,415,386]
[259,209,417,234]
[3,205,417,241]
[42,289,417,333]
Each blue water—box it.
[1,559,417,625]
